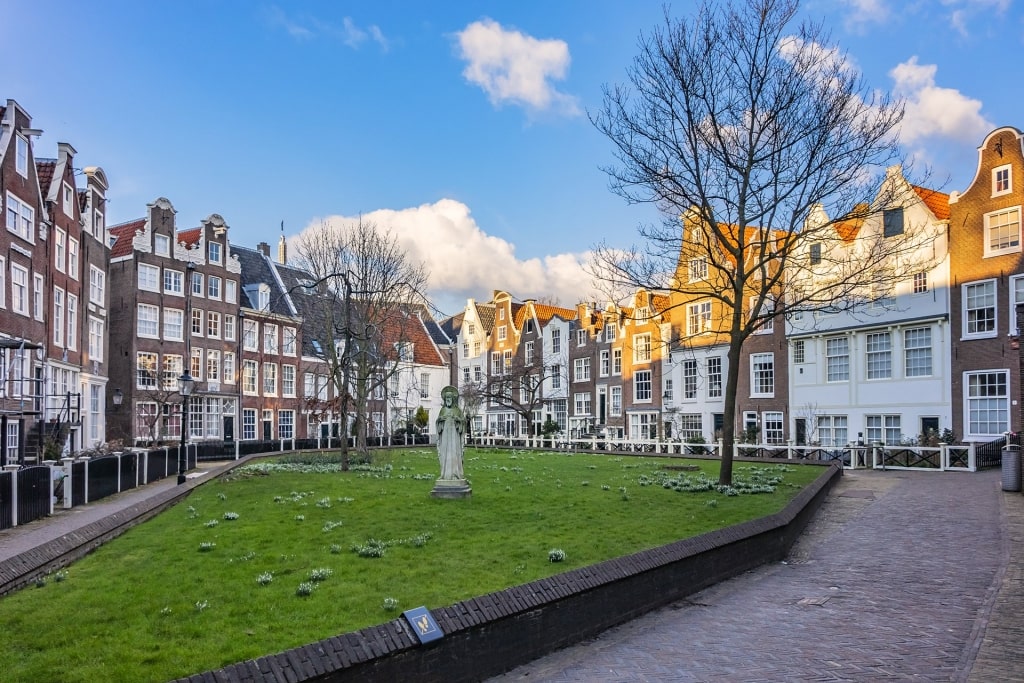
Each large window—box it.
[10,264,28,315]
[865,332,891,380]
[163,308,184,341]
[33,273,43,320]
[707,356,723,398]
[984,206,1021,257]
[88,317,104,362]
[817,415,848,447]
[206,311,221,338]
[209,241,222,264]
[89,265,105,304]
[551,328,561,354]
[634,370,652,402]
[223,352,236,384]
[138,263,160,291]
[966,371,1009,437]
[53,288,65,347]
[826,337,849,382]
[574,357,591,382]
[137,303,159,338]
[612,348,622,375]
[883,207,904,237]
[55,229,67,273]
[263,323,278,354]
[162,354,183,391]
[866,415,901,446]
[574,392,592,415]
[904,327,932,377]
[15,136,28,176]
[634,333,652,363]
[964,280,996,337]
[242,409,257,440]
[679,414,702,441]
[279,410,295,439]
[208,275,222,299]
[610,386,622,416]
[764,412,784,444]
[242,360,258,395]
[137,352,158,389]
[243,320,258,351]
[1012,275,1024,335]
[283,365,296,396]
[750,353,774,397]
[163,269,183,295]
[687,301,712,336]
[283,327,297,355]
[683,359,698,399]
[6,192,34,241]
[599,350,610,377]
[206,350,221,383]
[263,362,278,395]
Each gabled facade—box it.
[949,127,1024,442]
[787,166,952,447]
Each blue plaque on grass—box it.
[403,606,444,644]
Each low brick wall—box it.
[175,463,842,683]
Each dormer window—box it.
[209,241,222,264]
[258,284,271,310]
[993,164,1012,197]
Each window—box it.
[630,412,658,440]
[809,243,822,265]
[209,241,222,264]
[707,356,722,398]
[55,229,67,272]
[191,271,204,296]
[793,340,805,364]
[223,352,235,384]
[0,257,5,309]
[282,365,296,396]
[67,294,78,350]
[577,329,587,346]
[263,323,278,354]
[278,410,295,439]
[909,327,933,376]
[634,370,652,401]
[242,360,258,394]
[573,357,591,382]
[225,279,237,304]
[826,337,849,382]
[462,366,471,383]
[750,353,774,397]
[15,136,28,176]
[208,276,222,299]
[968,371,1010,437]
[163,308,183,341]
[683,359,698,399]
[304,372,316,399]
[89,266,105,305]
[33,273,43,320]
[605,322,617,342]
[984,207,1021,257]
[396,341,414,361]
[192,309,204,336]
[224,315,236,341]
[419,372,430,399]
[574,392,592,415]
[138,263,159,291]
[163,269,183,295]
[62,183,75,216]
[913,271,928,294]
[263,363,277,395]
[283,327,297,355]
[610,386,622,416]
[689,257,707,282]
[491,352,502,375]
[137,352,158,389]
[551,329,561,353]
[257,285,270,310]
[68,238,79,280]
[503,350,513,372]
[191,348,203,380]
[634,333,652,363]
[473,341,481,356]
[817,415,848,447]
[764,412,784,444]
[462,343,470,359]
[497,325,507,341]
[206,350,221,382]
[137,303,159,337]
[5,422,19,463]
[865,332,892,380]
[53,288,65,347]
[883,207,904,237]
[155,233,170,256]
[88,317,104,362]
[866,415,901,446]
[10,264,28,315]
[549,364,560,389]
[964,280,996,337]
[206,311,221,338]
[162,354,183,391]
[243,320,258,350]
[389,374,399,397]
[6,192,34,241]
[599,350,610,376]
[612,348,622,375]
[242,409,257,440]
[525,341,535,365]
[751,296,773,334]
[687,301,712,336]
[993,164,1012,197]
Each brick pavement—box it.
[492,469,1024,682]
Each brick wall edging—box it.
[175,463,842,683]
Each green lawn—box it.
[0,448,822,682]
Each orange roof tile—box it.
[912,185,950,220]
[108,219,146,258]
[178,227,201,248]
[533,303,576,324]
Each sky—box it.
[2,0,1021,317]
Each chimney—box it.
[257,242,270,257]
[278,234,287,264]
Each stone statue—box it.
[431,385,471,498]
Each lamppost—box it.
[177,371,195,484]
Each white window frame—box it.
[683,359,698,399]
[138,263,160,292]
[15,135,29,177]
[573,357,591,382]
[283,327,297,355]
[826,337,850,382]
[993,163,1013,198]
[67,293,78,350]
[634,369,652,402]
[610,385,622,416]
[209,241,222,264]
[89,265,105,305]
[225,279,237,304]
[68,237,79,280]
[53,287,65,347]
[687,301,712,336]
[10,263,28,315]
[865,331,892,380]
[1012,275,1024,335]
[983,206,1021,258]
[963,279,997,339]
[154,233,171,256]
[137,303,159,338]
[965,370,1010,439]
[208,275,222,300]
[633,333,652,363]
[904,327,932,378]
[5,192,34,242]
[88,317,104,362]
[750,353,774,398]
[163,268,183,295]
[32,272,43,320]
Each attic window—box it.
[809,243,822,265]
[993,164,1012,197]
[209,241,222,264]
[15,136,28,177]
[883,208,904,237]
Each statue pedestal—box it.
[431,479,472,499]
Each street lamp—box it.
[112,388,123,407]
[177,371,196,484]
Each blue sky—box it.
[2,1,1021,316]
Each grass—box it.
[0,448,822,682]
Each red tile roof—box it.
[108,219,146,258]
[912,185,950,220]
[533,303,577,324]
[35,160,56,197]
[177,227,201,248]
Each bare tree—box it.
[590,0,939,484]
[462,354,566,438]
[291,219,429,467]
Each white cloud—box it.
[267,7,388,51]
[889,57,992,144]
[455,18,580,117]
[841,0,891,30]
[297,199,596,315]
[940,0,1012,36]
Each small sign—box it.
[402,606,443,644]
